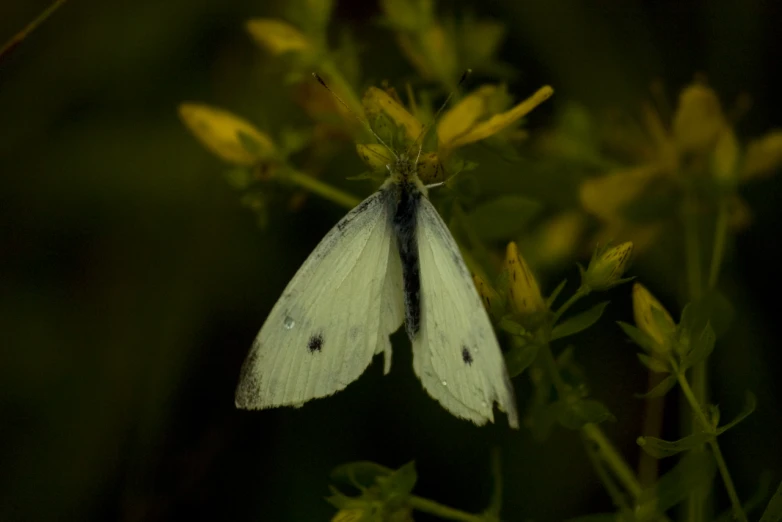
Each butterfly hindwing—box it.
[412,197,519,428]
[235,188,404,409]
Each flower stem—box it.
[582,423,644,500]
[286,170,361,209]
[708,198,729,289]
[553,287,589,324]
[409,496,483,522]
[541,338,642,501]
[678,372,748,522]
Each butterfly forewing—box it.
[235,189,403,409]
[412,197,519,428]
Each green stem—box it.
[582,423,644,501]
[683,196,703,301]
[553,287,589,324]
[287,170,361,209]
[678,372,748,522]
[541,339,642,501]
[682,193,707,522]
[409,496,483,522]
[540,342,567,395]
[708,198,729,289]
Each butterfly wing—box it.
[412,197,519,428]
[235,188,404,409]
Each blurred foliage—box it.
[2,0,782,521]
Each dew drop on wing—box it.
[283,316,295,329]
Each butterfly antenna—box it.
[408,69,472,163]
[312,72,398,160]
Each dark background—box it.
[1,0,781,520]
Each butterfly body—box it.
[235,153,519,428]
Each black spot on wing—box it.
[462,346,473,365]
[308,334,324,352]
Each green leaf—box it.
[716,391,757,435]
[636,432,714,459]
[546,279,568,308]
[467,195,543,242]
[557,399,615,430]
[639,449,716,513]
[551,302,609,341]
[331,461,393,490]
[504,340,539,378]
[759,479,782,522]
[636,353,670,374]
[498,315,529,336]
[685,290,735,337]
[681,322,715,370]
[617,322,657,353]
[377,461,417,504]
[714,471,774,522]
[635,374,677,399]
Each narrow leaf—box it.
[636,353,671,374]
[557,399,615,430]
[331,461,393,489]
[618,321,657,353]
[682,322,716,369]
[635,374,677,399]
[377,461,417,508]
[505,341,539,378]
[637,432,714,459]
[546,279,568,308]
[640,449,716,512]
[759,479,782,522]
[716,391,757,435]
[551,301,610,341]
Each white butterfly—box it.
[235,97,518,429]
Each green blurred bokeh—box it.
[1,1,781,521]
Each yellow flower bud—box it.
[504,242,546,316]
[245,19,311,55]
[415,152,444,184]
[473,274,501,316]
[632,283,675,355]
[672,83,727,153]
[584,242,634,291]
[741,130,782,180]
[178,103,276,165]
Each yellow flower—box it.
[362,86,423,144]
[355,83,551,183]
[438,85,553,157]
[632,283,675,355]
[504,242,546,317]
[245,19,311,55]
[526,211,585,268]
[178,103,276,165]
